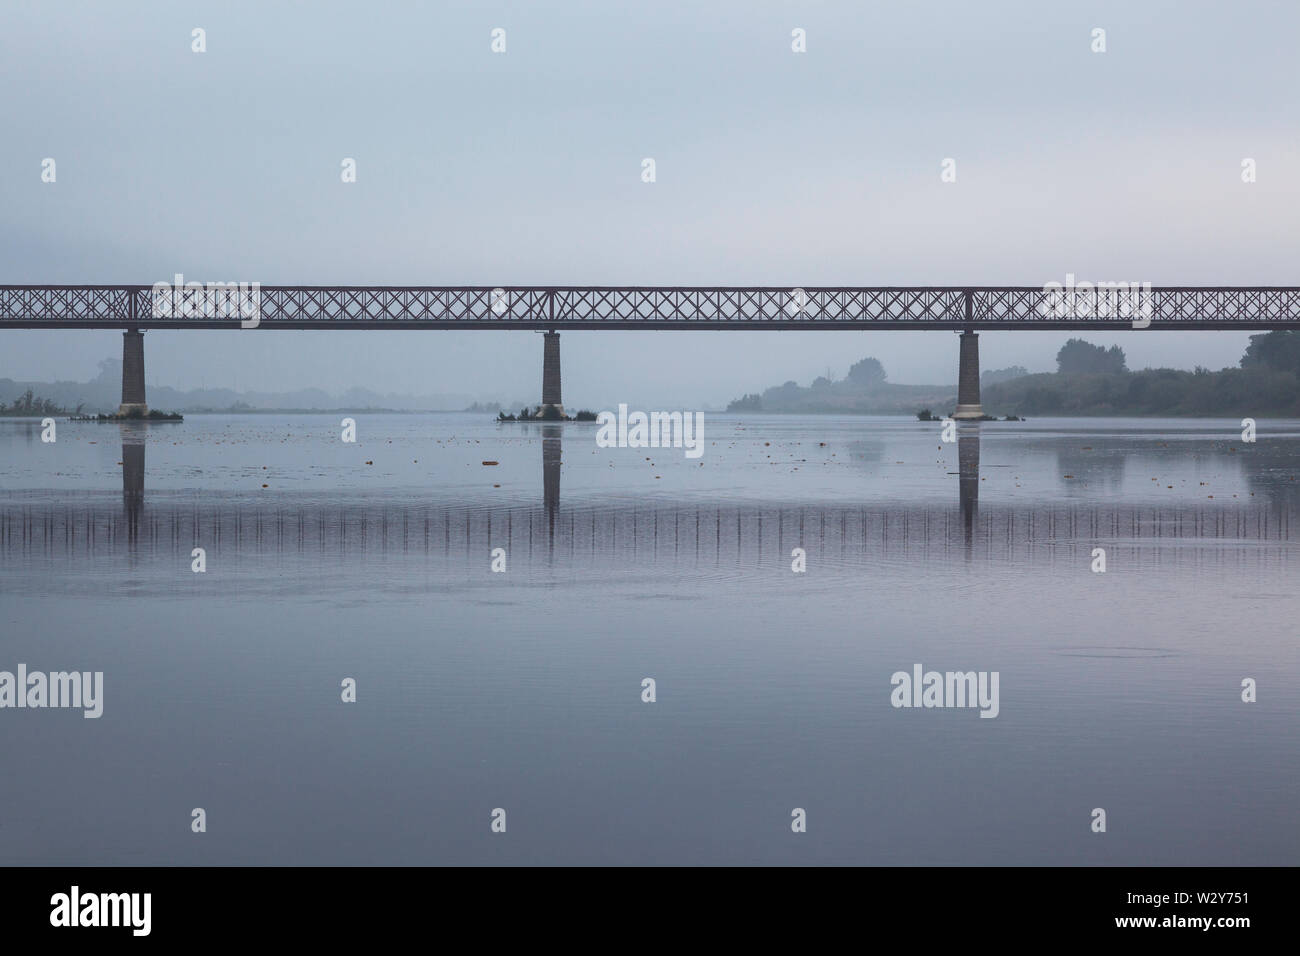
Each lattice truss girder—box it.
[1,286,1299,324]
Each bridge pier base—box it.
[540,330,563,418]
[118,329,148,417]
[952,330,983,420]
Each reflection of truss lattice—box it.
[2,286,1299,329]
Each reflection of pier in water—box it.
[0,425,1295,574]
[121,423,145,544]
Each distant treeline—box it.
[727,356,963,415]
[984,332,1300,416]
[0,357,476,414]
[984,366,1300,416]
[728,331,1300,417]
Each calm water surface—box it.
[1,413,1297,865]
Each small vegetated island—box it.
[0,390,82,417]
[497,407,597,421]
[91,408,184,421]
[726,331,1300,418]
[0,389,182,421]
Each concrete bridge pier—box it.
[119,329,148,416]
[952,329,983,420]
[541,330,563,418]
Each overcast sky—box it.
[2,0,1298,407]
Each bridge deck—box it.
[3,286,1299,329]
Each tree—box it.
[94,358,121,383]
[763,380,803,403]
[1241,330,1300,373]
[845,356,886,388]
[981,365,1028,385]
[1,390,67,416]
[727,393,762,412]
[1056,339,1126,374]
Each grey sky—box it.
[2,0,1298,407]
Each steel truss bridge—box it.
[3,285,1300,330]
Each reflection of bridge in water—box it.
[1,424,1295,573]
